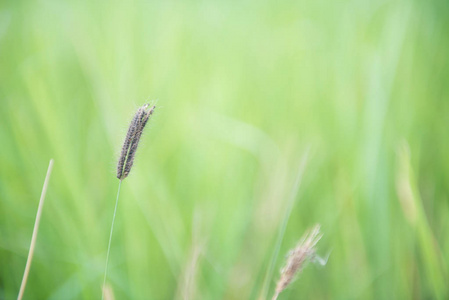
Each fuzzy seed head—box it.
[274,225,322,298]
[117,104,155,180]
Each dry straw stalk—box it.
[18,159,54,300]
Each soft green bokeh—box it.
[1,0,448,299]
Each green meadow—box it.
[0,0,448,299]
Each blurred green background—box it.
[1,0,448,299]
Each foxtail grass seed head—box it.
[117,104,155,180]
[273,225,323,299]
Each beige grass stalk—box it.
[103,283,116,300]
[176,242,203,300]
[17,159,54,300]
[175,210,208,300]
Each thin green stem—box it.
[102,180,122,300]
[258,148,309,300]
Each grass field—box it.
[1,0,448,299]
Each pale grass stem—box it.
[175,211,208,300]
[17,159,54,300]
[103,283,116,300]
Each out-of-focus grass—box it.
[0,0,448,299]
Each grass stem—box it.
[258,149,309,300]
[17,159,54,300]
[102,180,122,300]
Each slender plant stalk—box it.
[258,148,309,300]
[102,104,155,299]
[18,159,54,300]
[102,180,122,300]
